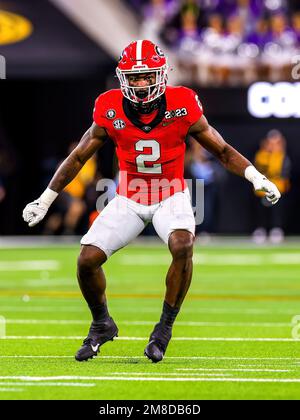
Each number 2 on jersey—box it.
[135,140,162,174]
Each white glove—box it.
[22,188,58,227]
[245,166,281,205]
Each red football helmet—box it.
[116,39,168,104]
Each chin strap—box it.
[130,97,161,114]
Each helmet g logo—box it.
[155,46,165,57]
[119,49,126,63]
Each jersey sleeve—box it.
[184,88,204,126]
[93,94,109,129]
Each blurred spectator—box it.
[141,0,177,44]
[181,0,201,17]
[142,0,177,20]
[260,13,297,80]
[43,142,97,235]
[200,13,249,85]
[237,0,263,33]
[198,13,225,83]
[245,17,270,48]
[0,176,6,204]
[291,11,300,43]
[0,141,16,179]
[252,130,291,244]
[0,131,16,206]
[161,0,204,48]
[215,13,245,84]
[132,0,300,85]
[175,9,203,82]
[217,0,263,35]
[264,0,288,13]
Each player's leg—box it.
[77,245,108,316]
[75,195,145,361]
[144,230,194,363]
[145,189,195,362]
[76,244,118,361]
[165,229,194,307]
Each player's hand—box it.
[22,199,49,227]
[22,188,58,227]
[252,177,281,205]
[245,166,281,205]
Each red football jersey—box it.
[93,85,203,205]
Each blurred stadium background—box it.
[1,0,300,400]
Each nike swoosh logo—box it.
[162,120,175,127]
[91,344,100,352]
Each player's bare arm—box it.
[49,123,107,193]
[22,123,107,227]
[189,115,281,204]
[189,115,252,176]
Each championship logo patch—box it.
[195,95,203,112]
[113,119,126,130]
[106,109,116,119]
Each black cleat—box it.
[75,317,118,362]
[144,322,172,363]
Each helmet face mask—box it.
[116,67,168,104]
[116,40,168,104]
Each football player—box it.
[23,40,280,363]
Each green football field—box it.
[0,241,300,400]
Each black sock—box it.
[159,301,180,329]
[89,302,109,322]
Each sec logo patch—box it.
[113,119,126,130]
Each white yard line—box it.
[235,364,295,367]
[170,337,299,342]
[181,308,300,315]
[176,368,291,373]
[0,336,298,342]
[5,320,87,325]
[1,375,300,383]
[111,372,231,377]
[0,307,88,313]
[3,253,298,271]
[0,388,23,392]
[121,321,291,327]
[0,336,88,340]
[119,253,300,266]
[0,381,94,387]
[0,306,299,316]
[0,356,73,358]
[3,319,292,327]
[9,254,299,272]
[0,261,60,271]
[17,280,73,287]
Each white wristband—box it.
[244,166,265,183]
[40,188,58,207]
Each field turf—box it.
[0,242,299,400]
